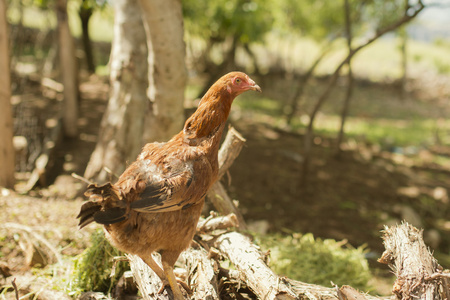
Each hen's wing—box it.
[117,154,212,213]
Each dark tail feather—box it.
[77,201,102,229]
[93,207,127,225]
[77,183,126,228]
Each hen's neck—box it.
[183,87,234,143]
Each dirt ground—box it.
[2,71,450,296]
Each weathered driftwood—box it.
[207,126,247,230]
[215,232,297,300]
[378,223,449,300]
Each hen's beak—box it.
[251,83,262,92]
[247,78,262,92]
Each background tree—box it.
[85,0,187,181]
[56,0,79,138]
[282,0,366,125]
[140,0,187,143]
[84,0,148,182]
[0,0,15,189]
[335,0,355,156]
[78,0,95,73]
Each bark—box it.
[139,0,187,143]
[0,0,15,189]
[378,223,448,300]
[301,0,425,185]
[84,0,148,182]
[56,0,79,138]
[183,247,220,300]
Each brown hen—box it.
[77,72,260,300]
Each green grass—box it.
[291,115,443,147]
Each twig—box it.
[12,278,19,300]
[71,172,93,184]
[103,167,120,180]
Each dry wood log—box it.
[128,254,172,300]
[207,183,247,230]
[182,247,220,300]
[378,222,448,300]
[217,126,246,180]
[129,248,220,300]
[214,231,392,300]
[285,279,391,300]
[215,231,297,300]
[207,126,247,230]
[197,213,238,233]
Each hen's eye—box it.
[235,78,241,84]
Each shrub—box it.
[256,232,371,290]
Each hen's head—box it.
[220,71,261,97]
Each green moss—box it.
[256,232,371,291]
[72,229,129,294]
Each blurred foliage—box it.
[365,0,408,29]
[183,0,274,44]
[72,228,129,294]
[256,232,371,290]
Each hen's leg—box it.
[141,253,167,283]
[160,250,189,300]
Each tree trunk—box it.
[0,0,15,189]
[139,0,187,143]
[285,44,331,125]
[84,0,148,182]
[56,0,79,138]
[79,0,95,73]
[335,0,354,156]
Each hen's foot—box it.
[158,279,192,295]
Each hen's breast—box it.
[105,201,204,256]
